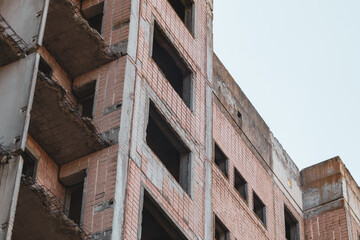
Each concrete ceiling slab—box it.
[28,72,108,165]
[12,178,88,240]
[43,0,119,78]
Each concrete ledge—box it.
[12,177,89,240]
[43,0,121,78]
[28,72,109,165]
[0,16,26,67]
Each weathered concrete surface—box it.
[0,53,38,154]
[213,53,303,209]
[301,157,344,214]
[12,177,87,240]
[0,0,46,49]
[0,156,22,240]
[28,72,108,165]
[43,0,120,78]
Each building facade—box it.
[0,0,359,239]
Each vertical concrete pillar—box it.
[111,0,141,238]
[0,157,23,240]
[204,1,214,240]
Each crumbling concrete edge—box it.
[0,25,26,59]
[49,0,120,60]
[20,176,89,239]
[36,71,109,148]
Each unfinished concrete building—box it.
[0,0,359,239]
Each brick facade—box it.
[0,0,359,240]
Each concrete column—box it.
[0,156,23,240]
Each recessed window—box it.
[141,191,187,240]
[152,22,193,110]
[253,192,266,226]
[73,80,96,119]
[82,2,104,34]
[62,171,86,225]
[167,0,194,34]
[214,216,230,240]
[38,57,53,79]
[21,150,37,179]
[146,101,191,195]
[234,168,247,202]
[284,207,299,240]
[214,143,228,178]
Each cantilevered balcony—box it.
[0,16,27,67]
[43,0,120,78]
[28,71,109,165]
[12,177,88,240]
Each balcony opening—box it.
[82,2,104,34]
[38,57,53,79]
[140,191,187,240]
[214,143,228,178]
[152,22,193,110]
[21,150,37,179]
[62,171,86,225]
[284,207,299,240]
[214,216,230,240]
[146,101,191,195]
[253,192,266,226]
[73,80,97,119]
[167,0,194,34]
[234,168,247,202]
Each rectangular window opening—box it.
[146,101,191,195]
[214,216,230,240]
[140,191,187,240]
[214,143,228,178]
[38,57,53,79]
[167,0,194,34]
[253,192,266,226]
[73,80,96,119]
[21,149,37,179]
[284,207,299,240]
[62,171,86,225]
[152,22,193,110]
[234,168,247,202]
[82,2,104,34]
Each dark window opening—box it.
[38,58,52,79]
[146,101,191,195]
[21,150,37,179]
[237,111,242,120]
[62,170,86,225]
[82,2,104,34]
[141,191,187,240]
[214,143,228,178]
[167,0,194,33]
[234,168,247,202]
[66,183,84,224]
[214,216,229,240]
[152,23,193,110]
[253,192,266,226]
[285,207,299,240]
[73,80,96,118]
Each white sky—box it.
[213,0,360,184]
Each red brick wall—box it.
[304,208,349,240]
[27,135,66,201]
[60,145,118,233]
[212,103,304,240]
[74,57,126,133]
[121,0,210,239]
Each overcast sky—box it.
[213,0,360,184]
